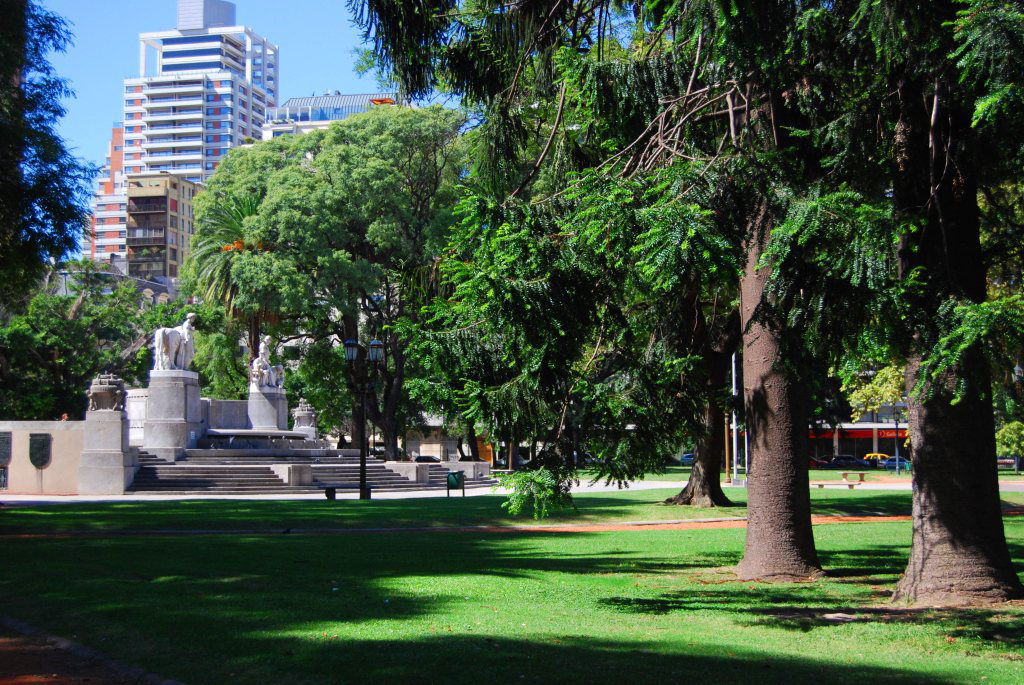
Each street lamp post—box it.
[344,337,385,500]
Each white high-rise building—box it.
[84,0,278,271]
[125,0,279,184]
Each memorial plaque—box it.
[0,432,10,466]
[28,433,51,469]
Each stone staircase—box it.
[127,449,498,495]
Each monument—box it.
[292,399,318,440]
[143,313,203,460]
[248,335,287,430]
[78,373,136,494]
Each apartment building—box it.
[126,173,200,281]
[261,92,400,139]
[84,0,278,278]
[84,125,127,261]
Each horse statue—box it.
[153,313,197,371]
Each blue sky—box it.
[47,0,380,167]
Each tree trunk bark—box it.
[464,422,482,461]
[665,341,735,507]
[735,204,821,581]
[380,412,400,461]
[891,78,1023,604]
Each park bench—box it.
[810,481,858,490]
[841,471,868,484]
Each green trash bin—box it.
[446,471,465,497]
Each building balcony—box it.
[144,123,203,134]
[127,184,169,198]
[143,83,204,97]
[142,152,203,165]
[143,136,202,146]
[93,209,125,218]
[129,255,166,265]
[144,111,203,123]
[144,97,203,108]
[127,235,166,248]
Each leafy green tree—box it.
[840,365,905,423]
[0,260,247,418]
[188,105,465,452]
[350,1,831,576]
[0,1,92,312]
[996,421,1024,458]
[816,0,1024,603]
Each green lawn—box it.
[1,500,1022,684]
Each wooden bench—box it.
[841,471,868,484]
[810,482,858,489]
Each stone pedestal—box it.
[292,399,317,440]
[78,410,135,495]
[143,370,202,461]
[248,385,287,430]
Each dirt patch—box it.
[0,628,141,685]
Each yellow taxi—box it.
[864,453,889,467]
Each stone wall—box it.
[126,388,148,446]
[207,399,249,430]
[0,421,84,495]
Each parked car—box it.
[680,453,695,466]
[414,455,441,463]
[824,455,872,470]
[880,456,911,471]
[809,457,829,469]
[864,453,889,466]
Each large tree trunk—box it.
[665,328,736,507]
[464,422,481,461]
[665,393,732,507]
[379,412,400,461]
[735,204,821,581]
[891,78,1023,604]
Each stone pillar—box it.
[79,374,136,495]
[292,399,317,440]
[143,370,203,460]
[248,385,287,430]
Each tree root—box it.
[664,483,735,507]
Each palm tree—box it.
[182,193,266,361]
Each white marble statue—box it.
[250,335,285,388]
[153,313,196,371]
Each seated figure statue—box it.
[250,335,285,388]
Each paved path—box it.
[0,479,688,505]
